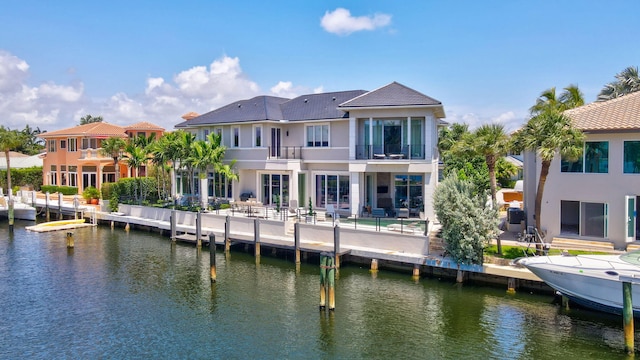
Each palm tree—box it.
[100,136,127,182]
[0,126,24,199]
[123,141,150,204]
[467,124,510,207]
[597,66,640,101]
[79,114,104,125]
[513,85,585,233]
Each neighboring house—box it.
[0,151,44,170]
[175,81,446,220]
[38,121,165,194]
[523,91,640,249]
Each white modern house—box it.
[523,91,640,249]
[174,82,446,221]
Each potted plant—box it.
[82,186,100,205]
[306,197,314,223]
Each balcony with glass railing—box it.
[355,144,426,160]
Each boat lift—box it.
[517,226,551,256]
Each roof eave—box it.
[338,104,445,118]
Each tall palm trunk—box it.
[486,155,500,254]
[534,159,551,254]
[4,150,11,198]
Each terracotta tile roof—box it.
[124,121,165,131]
[564,91,640,131]
[39,122,128,138]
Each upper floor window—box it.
[68,138,77,152]
[561,141,608,174]
[60,140,66,149]
[82,138,100,149]
[232,126,240,147]
[306,124,329,147]
[203,129,210,140]
[624,141,640,174]
[48,139,56,152]
[253,125,262,147]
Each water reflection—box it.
[0,222,636,359]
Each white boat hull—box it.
[0,202,36,221]
[518,254,640,316]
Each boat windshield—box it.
[620,250,640,265]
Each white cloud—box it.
[321,8,391,36]
[446,106,525,133]
[0,51,268,131]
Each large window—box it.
[48,139,56,152]
[68,138,77,152]
[624,141,640,174]
[207,172,233,199]
[561,141,608,173]
[315,174,349,209]
[68,166,77,187]
[306,124,329,147]
[254,125,262,147]
[103,165,116,183]
[261,173,289,206]
[82,138,100,149]
[49,165,57,185]
[232,127,240,147]
[394,174,424,209]
[560,200,608,238]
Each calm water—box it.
[0,221,635,359]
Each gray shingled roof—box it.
[175,96,289,128]
[339,81,442,108]
[282,90,367,121]
[176,82,444,128]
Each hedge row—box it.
[0,167,43,194]
[40,185,79,195]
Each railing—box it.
[79,147,108,160]
[355,144,426,160]
[267,146,303,160]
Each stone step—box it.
[551,237,616,252]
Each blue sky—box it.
[1,0,638,132]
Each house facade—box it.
[523,91,640,249]
[39,121,165,194]
[175,82,446,220]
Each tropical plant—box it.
[100,136,127,182]
[433,173,499,265]
[18,125,45,155]
[597,66,640,101]
[495,157,518,188]
[439,123,490,195]
[79,114,103,125]
[123,140,151,203]
[0,126,25,198]
[512,85,585,232]
[82,186,100,202]
[308,197,314,216]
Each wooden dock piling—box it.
[327,256,335,311]
[58,193,63,220]
[254,218,260,257]
[623,280,634,354]
[224,215,230,252]
[209,234,217,283]
[66,231,74,248]
[294,222,300,264]
[320,253,328,309]
[45,192,50,221]
[333,224,340,269]
[412,265,420,280]
[196,212,202,248]
[370,259,378,272]
[170,210,176,241]
[507,278,516,294]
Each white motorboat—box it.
[0,196,37,221]
[517,252,640,316]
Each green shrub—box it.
[101,182,115,200]
[58,186,79,195]
[0,167,43,193]
[41,185,58,194]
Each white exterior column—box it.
[350,172,361,217]
[200,177,208,208]
[423,171,435,221]
[170,168,177,198]
[290,171,298,206]
[349,117,356,160]
[407,117,412,158]
[425,114,434,161]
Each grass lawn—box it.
[484,244,610,259]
